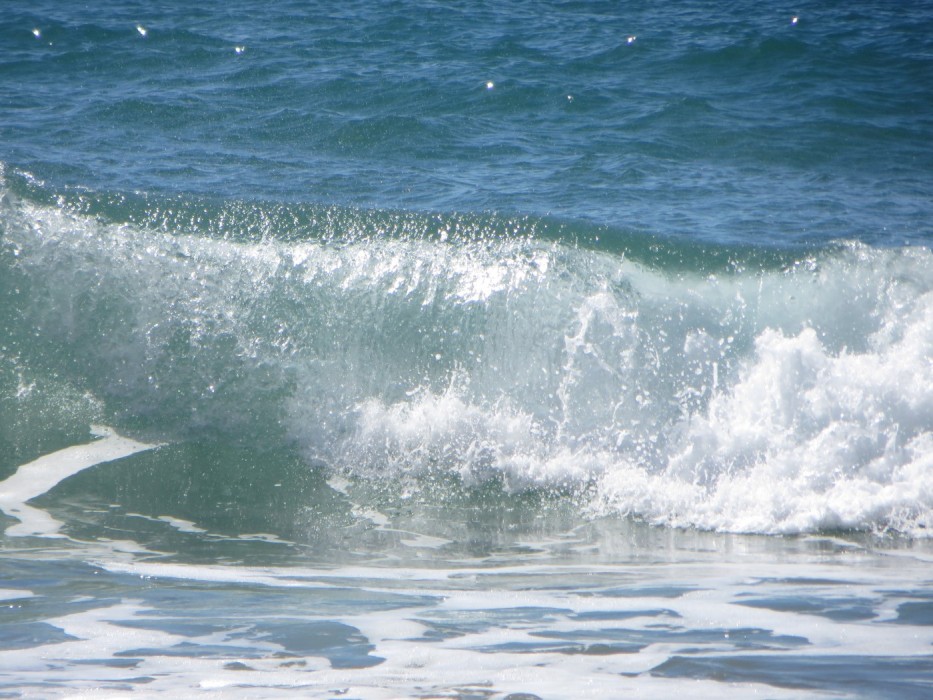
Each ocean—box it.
[1,1,932,697]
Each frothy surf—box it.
[0,426,159,538]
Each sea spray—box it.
[2,174,930,535]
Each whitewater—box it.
[3,171,931,538]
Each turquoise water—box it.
[1,1,932,698]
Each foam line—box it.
[0,425,160,538]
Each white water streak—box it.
[0,426,160,538]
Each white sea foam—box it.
[0,589,34,602]
[0,427,160,538]
[598,287,933,535]
[323,245,933,536]
[330,299,932,535]
[34,556,927,699]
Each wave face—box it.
[1,170,931,536]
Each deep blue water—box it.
[3,0,932,244]
[1,2,932,698]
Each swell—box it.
[1,173,931,535]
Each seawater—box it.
[1,1,932,698]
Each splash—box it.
[1,172,931,535]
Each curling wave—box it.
[1,168,930,535]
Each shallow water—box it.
[1,435,932,698]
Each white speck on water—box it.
[627,35,636,44]
[32,28,41,38]
[234,45,246,54]
[486,81,495,90]
[136,25,148,37]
